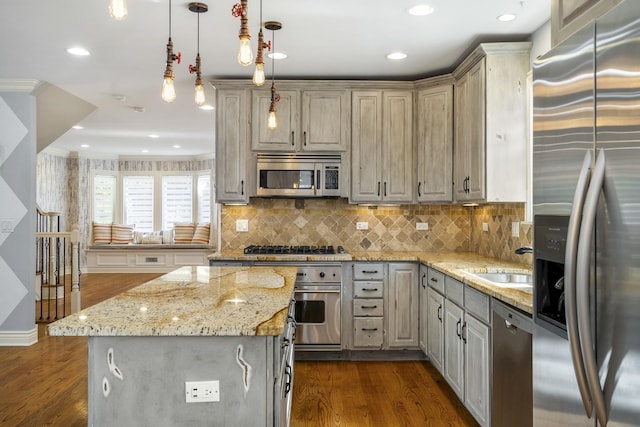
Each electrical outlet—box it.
[512,221,520,237]
[482,222,489,232]
[185,380,220,403]
[416,222,429,230]
[356,222,369,230]
[236,219,249,232]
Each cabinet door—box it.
[387,263,419,349]
[419,265,429,354]
[381,91,413,202]
[216,89,249,203]
[552,0,621,46]
[426,288,444,374]
[453,74,470,201]
[465,59,486,200]
[251,90,298,151]
[416,85,453,203]
[444,299,464,400]
[351,91,382,202]
[464,314,490,427]
[301,90,348,151]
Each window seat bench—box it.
[85,244,214,273]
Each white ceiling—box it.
[0,0,550,157]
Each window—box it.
[123,175,154,232]
[91,170,213,233]
[162,175,193,230]
[92,174,117,224]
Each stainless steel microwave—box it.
[256,154,341,197]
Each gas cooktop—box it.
[243,245,344,255]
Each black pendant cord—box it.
[169,0,172,39]
[271,29,275,84]
[197,8,200,55]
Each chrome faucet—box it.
[515,246,533,255]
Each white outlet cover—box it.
[185,380,220,403]
[512,221,520,237]
[482,222,489,232]
[356,222,369,230]
[236,219,249,232]
[416,222,429,231]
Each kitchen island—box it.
[48,266,297,427]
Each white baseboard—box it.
[0,327,38,346]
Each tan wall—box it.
[220,199,533,266]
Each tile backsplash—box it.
[221,199,532,266]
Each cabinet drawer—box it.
[353,318,384,348]
[353,263,384,280]
[464,286,490,324]
[445,276,464,306]
[428,269,445,294]
[353,281,384,298]
[353,298,384,317]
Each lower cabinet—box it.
[387,263,419,349]
[426,271,491,427]
[418,264,429,354]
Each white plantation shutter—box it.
[123,175,154,232]
[162,175,193,230]
[197,172,211,224]
[93,174,116,224]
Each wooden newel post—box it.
[70,226,81,313]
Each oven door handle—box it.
[294,289,341,294]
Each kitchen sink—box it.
[466,272,533,290]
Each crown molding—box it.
[0,79,41,93]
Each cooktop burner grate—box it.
[243,245,341,255]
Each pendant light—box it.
[162,0,181,103]
[232,0,253,66]
[109,0,127,20]
[188,3,208,106]
[265,21,282,130]
[252,0,269,86]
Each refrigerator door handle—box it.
[565,150,594,418]
[576,149,608,427]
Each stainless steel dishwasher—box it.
[492,299,533,427]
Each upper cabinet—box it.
[252,89,349,152]
[552,0,622,46]
[415,80,454,203]
[215,88,251,204]
[351,89,413,203]
[452,42,531,203]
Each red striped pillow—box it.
[111,224,134,244]
[92,223,112,244]
[174,223,195,243]
[191,223,211,244]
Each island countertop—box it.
[47,266,297,337]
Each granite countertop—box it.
[47,266,297,337]
[210,250,533,314]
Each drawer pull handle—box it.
[437,305,442,322]
[362,270,379,274]
[362,288,379,292]
[456,319,462,338]
[361,328,378,332]
[361,305,378,309]
[430,277,438,282]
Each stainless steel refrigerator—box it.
[532,1,640,426]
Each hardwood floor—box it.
[2,273,478,426]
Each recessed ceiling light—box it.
[497,13,516,22]
[72,125,84,130]
[199,104,214,111]
[148,134,159,139]
[66,47,90,56]
[80,144,89,148]
[268,52,287,60]
[387,52,408,60]
[142,149,149,153]
[172,145,181,149]
[407,5,434,16]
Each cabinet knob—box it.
[418,182,422,197]
[291,131,295,146]
[303,131,307,146]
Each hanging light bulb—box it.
[162,0,181,103]
[233,0,253,66]
[265,21,282,129]
[253,0,268,86]
[253,62,265,86]
[109,0,127,20]
[189,3,208,106]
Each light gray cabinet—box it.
[387,263,419,349]
[252,89,349,152]
[419,264,429,354]
[444,297,465,399]
[416,84,454,203]
[351,262,385,349]
[452,42,531,203]
[552,0,621,46]
[215,88,250,203]
[426,285,445,373]
[351,90,413,203]
[464,311,491,426]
